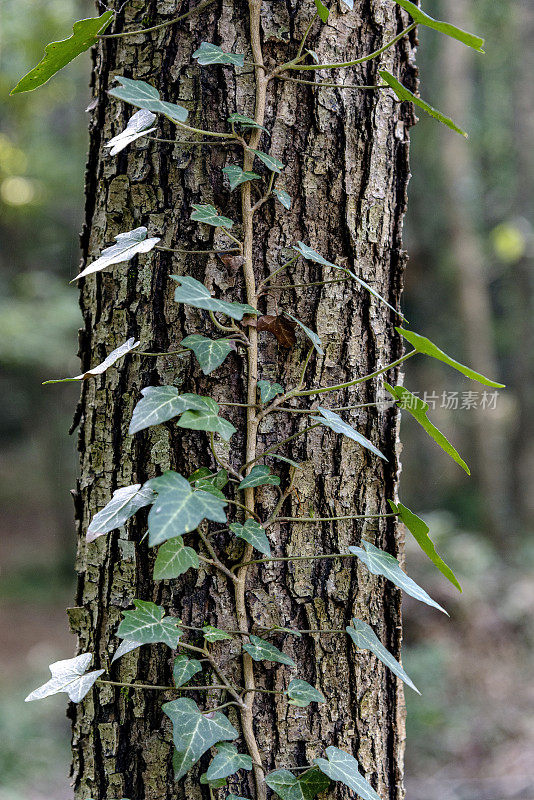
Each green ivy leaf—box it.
[250,149,285,173]
[273,189,291,210]
[238,466,280,489]
[269,454,303,470]
[105,109,157,156]
[396,327,504,387]
[311,408,387,461]
[147,471,227,545]
[346,619,420,694]
[108,76,189,123]
[266,768,330,800]
[394,0,484,52]
[229,519,271,556]
[315,747,380,800]
[73,226,160,281]
[173,655,203,687]
[202,625,233,642]
[257,380,284,403]
[286,679,325,707]
[25,653,104,703]
[314,0,330,23]
[44,337,140,384]
[11,11,113,94]
[227,795,250,800]
[193,469,228,494]
[243,635,295,667]
[111,639,143,664]
[206,743,252,781]
[117,600,182,647]
[222,165,262,191]
[348,541,447,614]
[293,241,336,267]
[388,500,461,591]
[129,387,212,434]
[177,397,237,441]
[87,484,156,542]
[163,697,238,780]
[380,70,467,137]
[227,113,269,133]
[193,42,245,66]
[172,275,258,321]
[190,204,234,229]
[181,334,233,375]
[384,383,470,474]
[153,537,199,579]
[284,312,324,355]
[200,773,227,788]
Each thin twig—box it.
[99,0,218,39]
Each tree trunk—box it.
[69,2,415,798]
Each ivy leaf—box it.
[293,241,336,267]
[153,537,199,579]
[87,484,156,542]
[172,275,258,321]
[388,500,461,591]
[284,312,324,355]
[269,454,303,470]
[394,0,485,52]
[162,697,238,780]
[203,625,233,643]
[147,471,227,545]
[44,337,140,384]
[257,315,297,348]
[190,204,234,229]
[266,768,330,800]
[73,226,160,281]
[250,149,285,173]
[117,600,182,647]
[111,639,144,664]
[181,335,233,375]
[315,747,380,800]
[104,109,157,156]
[177,397,237,441]
[384,383,470,474]
[129,387,212,434]
[200,773,227,788]
[222,165,262,191]
[346,619,420,694]
[25,653,104,703]
[348,541,448,614]
[311,408,387,461]
[230,519,271,556]
[273,188,291,210]
[206,743,252,781]
[243,635,295,667]
[193,469,228,494]
[314,0,330,23]
[380,70,467,137]
[238,466,280,490]
[173,655,202,688]
[227,112,269,133]
[396,327,504,387]
[286,679,325,707]
[257,380,284,403]
[193,42,245,67]
[228,795,250,800]
[108,76,189,123]
[11,11,113,94]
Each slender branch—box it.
[245,422,321,468]
[99,0,217,38]
[97,679,230,692]
[134,349,190,357]
[239,551,360,568]
[147,136,236,146]
[257,255,299,291]
[209,432,243,481]
[157,245,241,254]
[266,513,396,527]
[277,76,389,90]
[295,12,319,59]
[198,528,238,583]
[267,277,351,290]
[220,228,244,249]
[209,310,236,333]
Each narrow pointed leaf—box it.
[190,204,234,229]
[250,149,285,173]
[73,226,160,281]
[25,653,104,703]
[173,655,202,687]
[388,500,461,591]
[87,484,156,541]
[108,76,188,123]
[315,747,380,800]
[243,635,295,667]
[154,537,199,579]
[193,42,245,66]
[266,768,330,800]
[44,338,140,384]
[111,639,144,664]
[227,112,269,133]
[293,241,337,267]
[286,679,325,707]
[181,334,234,375]
[269,454,303,470]
[238,466,280,489]
[206,743,252,781]
[273,189,291,209]
[284,312,324,355]
[203,625,233,642]
[230,519,271,556]
[257,380,284,403]
[311,408,387,461]
[395,0,485,52]
[163,697,238,780]
[172,275,257,321]
[11,11,113,94]
[223,165,261,190]
[347,619,420,693]
[105,109,157,155]
[384,383,470,474]
[129,387,211,434]
[117,600,181,647]
[314,0,330,23]
[397,327,504,387]
[349,541,448,614]
[380,70,467,137]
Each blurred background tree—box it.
[0,1,533,799]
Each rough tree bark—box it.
[68,2,415,798]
